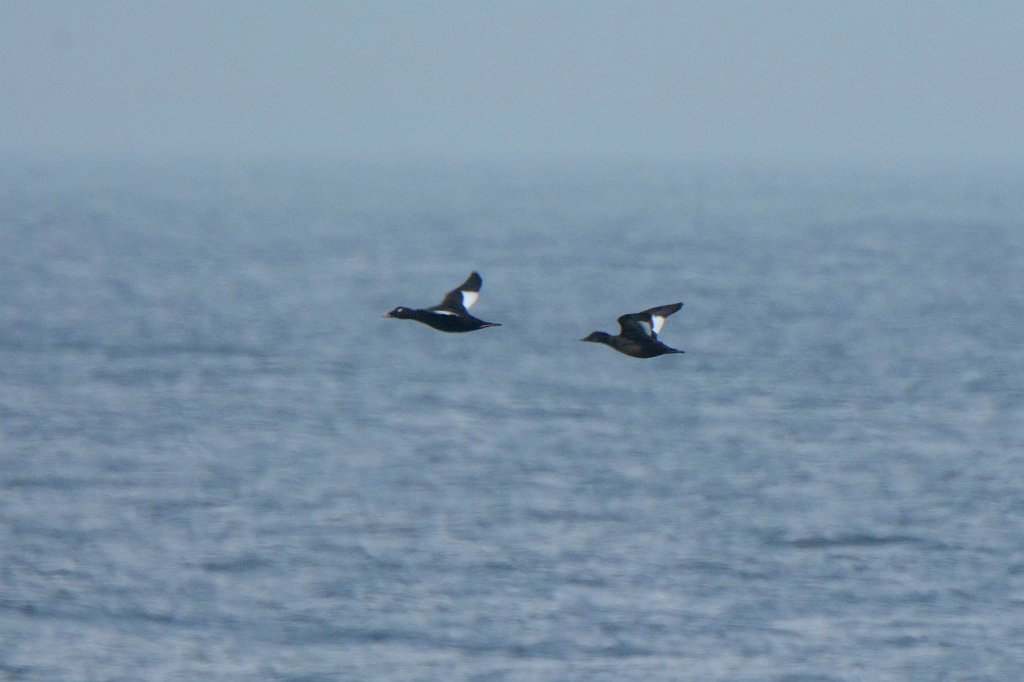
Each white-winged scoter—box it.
[384,271,501,333]
[581,303,684,358]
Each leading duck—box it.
[384,271,501,333]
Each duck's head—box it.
[581,331,611,344]
[384,306,413,319]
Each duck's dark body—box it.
[582,303,684,358]
[582,331,682,358]
[386,306,500,333]
[384,271,501,333]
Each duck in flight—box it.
[581,303,684,358]
[384,271,501,333]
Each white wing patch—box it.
[461,290,479,310]
[637,319,653,337]
[651,315,667,335]
[433,310,458,316]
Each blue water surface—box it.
[1,159,1023,681]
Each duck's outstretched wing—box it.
[431,271,483,315]
[617,302,683,341]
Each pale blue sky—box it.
[2,0,1022,166]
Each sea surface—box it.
[1,158,1023,681]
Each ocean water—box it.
[1,158,1022,681]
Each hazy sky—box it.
[3,0,1023,166]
